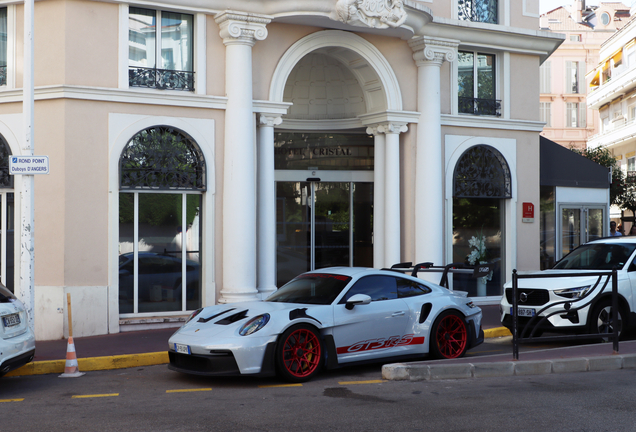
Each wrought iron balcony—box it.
[0,66,6,87]
[458,0,498,24]
[129,67,194,91]
[459,97,501,117]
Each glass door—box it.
[558,206,605,260]
[276,181,372,286]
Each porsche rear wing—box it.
[383,262,495,289]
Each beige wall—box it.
[510,54,540,121]
[205,16,226,96]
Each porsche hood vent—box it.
[215,310,249,325]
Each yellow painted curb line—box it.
[484,327,512,338]
[5,351,169,377]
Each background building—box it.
[0,0,561,340]
[539,1,630,149]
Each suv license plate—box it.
[2,313,20,327]
[511,307,535,317]
[175,343,191,355]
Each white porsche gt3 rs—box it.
[168,266,483,382]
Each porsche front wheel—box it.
[430,311,468,359]
[276,324,323,383]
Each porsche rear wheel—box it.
[430,311,468,359]
[276,324,323,383]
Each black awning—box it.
[540,136,609,189]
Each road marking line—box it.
[71,393,119,399]
[166,388,212,393]
[338,380,386,385]
[258,384,303,388]
[0,398,24,402]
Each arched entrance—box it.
[268,30,406,286]
[452,145,512,297]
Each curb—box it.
[381,353,636,381]
[483,327,511,338]
[5,352,169,378]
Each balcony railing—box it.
[0,66,5,86]
[458,0,498,24]
[129,67,194,91]
[459,97,501,116]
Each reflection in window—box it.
[0,8,6,86]
[540,186,556,270]
[458,51,500,116]
[119,127,205,314]
[129,7,194,91]
[458,0,498,24]
[341,276,398,302]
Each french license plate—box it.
[2,313,20,327]
[175,343,191,355]
[511,307,536,317]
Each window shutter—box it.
[578,61,586,94]
[540,61,551,93]
[579,103,586,128]
[566,61,573,94]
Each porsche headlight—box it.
[554,286,592,299]
[186,308,203,323]
[239,314,270,336]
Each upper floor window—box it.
[566,102,586,128]
[566,61,584,94]
[0,8,6,86]
[128,8,194,91]
[458,51,500,116]
[458,0,498,24]
[570,34,581,42]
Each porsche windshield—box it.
[553,243,636,270]
[266,273,352,305]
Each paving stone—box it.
[587,356,623,371]
[472,361,515,378]
[514,360,552,376]
[551,358,588,374]
[428,363,473,380]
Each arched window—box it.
[118,126,205,315]
[120,126,205,190]
[0,134,13,292]
[453,145,511,198]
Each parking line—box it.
[258,383,303,388]
[0,398,24,403]
[166,388,212,393]
[338,380,385,385]
[71,393,119,399]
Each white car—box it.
[500,237,636,338]
[0,284,35,376]
[169,266,483,382]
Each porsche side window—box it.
[340,276,398,303]
[397,279,431,298]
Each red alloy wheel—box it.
[435,313,468,359]
[281,328,322,378]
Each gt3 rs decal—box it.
[336,334,425,354]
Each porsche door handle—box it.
[392,311,405,317]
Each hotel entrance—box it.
[274,132,374,286]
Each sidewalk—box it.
[7,304,635,379]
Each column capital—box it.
[368,122,408,135]
[258,114,283,127]
[409,36,460,67]
[215,10,272,46]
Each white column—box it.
[216,11,270,303]
[379,122,407,267]
[409,37,458,268]
[256,114,281,299]
[367,126,385,269]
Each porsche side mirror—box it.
[345,294,372,310]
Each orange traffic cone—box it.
[59,336,85,378]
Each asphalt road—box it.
[2,361,636,431]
